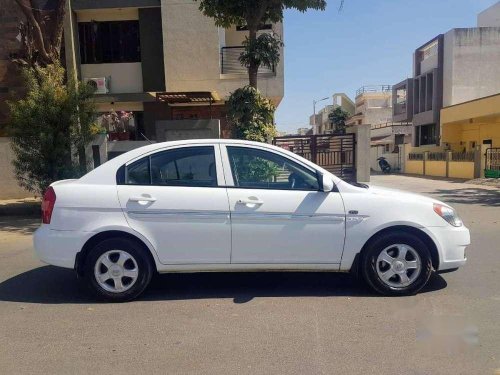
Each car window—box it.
[126,157,150,185]
[227,146,319,190]
[124,146,217,187]
[150,147,216,187]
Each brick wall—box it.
[0,1,23,134]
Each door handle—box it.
[237,197,264,206]
[129,196,157,203]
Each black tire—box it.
[361,232,433,296]
[83,238,154,302]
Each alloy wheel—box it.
[94,250,139,293]
[375,244,422,288]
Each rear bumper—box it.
[424,225,470,271]
[33,226,91,269]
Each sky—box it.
[275,0,499,133]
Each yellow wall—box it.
[405,160,424,175]
[426,161,447,177]
[441,94,500,151]
[449,162,475,179]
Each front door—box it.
[117,145,231,264]
[222,145,346,264]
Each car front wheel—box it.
[361,232,433,296]
[84,238,154,302]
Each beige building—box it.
[347,86,393,127]
[64,0,284,142]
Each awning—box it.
[156,91,220,104]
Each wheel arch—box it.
[352,225,440,276]
[75,230,158,277]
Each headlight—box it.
[433,203,463,227]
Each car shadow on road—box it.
[424,188,500,207]
[0,266,448,304]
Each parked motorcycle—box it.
[377,157,392,174]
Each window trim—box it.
[223,145,322,192]
[117,145,223,188]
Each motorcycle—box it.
[377,157,392,174]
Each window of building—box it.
[396,88,407,105]
[419,124,437,146]
[227,147,319,191]
[78,21,141,64]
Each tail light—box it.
[41,187,56,224]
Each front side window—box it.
[123,146,217,187]
[227,147,319,191]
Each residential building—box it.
[441,93,500,152]
[397,2,500,179]
[478,1,500,27]
[392,3,500,148]
[309,93,354,134]
[64,0,284,148]
[347,86,392,127]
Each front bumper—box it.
[424,224,470,271]
[33,226,91,269]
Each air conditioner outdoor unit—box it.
[84,77,110,94]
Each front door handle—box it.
[237,197,264,206]
[129,195,157,203]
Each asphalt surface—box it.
[0,175,499,374]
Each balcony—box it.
[220,46,275,75]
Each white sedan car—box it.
[34,139,469,301]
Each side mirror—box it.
[321,174,335,192]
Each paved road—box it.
[0,175,499,374]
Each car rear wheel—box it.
[361,232,433,296]
[84,238,154,302]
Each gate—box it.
[485,148,500,178]
[273,133,356,181]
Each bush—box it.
[227,86,277,143]
[8,64,97,195]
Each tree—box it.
[195,0,327,88]
[12,0,67,67]
[239,33,283,87]
[328,106,349,135]
[8,64,97,195]
[227,86,277,142]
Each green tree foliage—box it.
[239,33,283,82]
[328,106,350,135]
[8,64,97,195]
[227,86,277,142]
[195,0,327,88]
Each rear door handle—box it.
[237,198,264,205]
[129,196,157,203]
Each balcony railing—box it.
[220,46,275,75]
[356,85,392,96]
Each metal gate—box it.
[485,148,500,178]
[273,133,356,181]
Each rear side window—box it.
[150,147,216,187]
[126,157,150,185]
[120,146,217,187]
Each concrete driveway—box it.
[0,175,499,374]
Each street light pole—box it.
[312,96,330,135]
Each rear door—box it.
[117,144,231,264]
